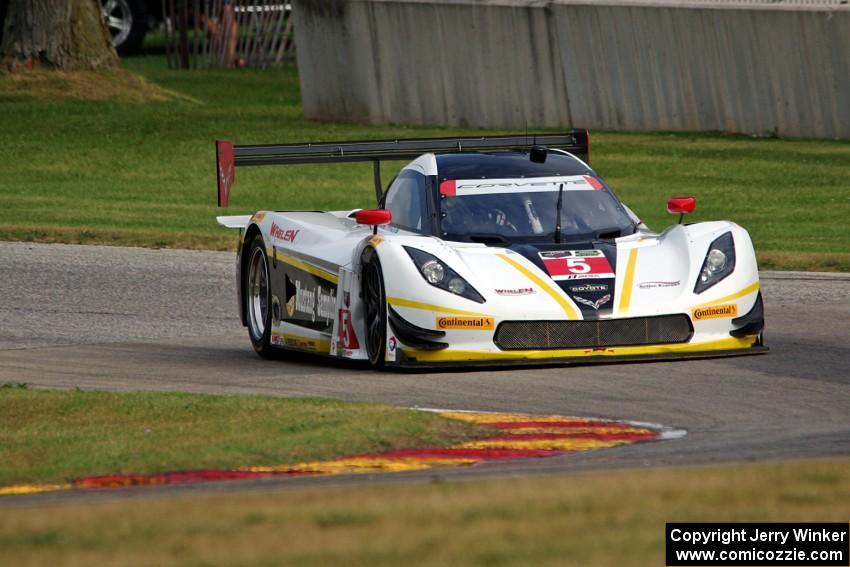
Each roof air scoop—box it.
[530,145,548,163]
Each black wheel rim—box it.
[362,258,385,364]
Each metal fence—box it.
[292,0,850,139]
[162,0,294,68]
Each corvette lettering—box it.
[692,304,738,320]
[570,283,609,293]
[441,175,600,197]
[270,223,299,243]
[436,316,495,330]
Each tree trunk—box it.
[1,0,119,71]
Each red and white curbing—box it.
[0,410,685,496]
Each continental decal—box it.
[251,211,266,223]
[692,303,738,320]
[369,235,385,246]
[436,316,494,330]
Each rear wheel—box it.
[360,247,387,368]
[245,236,276,358]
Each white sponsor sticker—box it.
[440,175,602,197]
[386,336,397,362]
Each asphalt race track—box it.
[1,241,849,486]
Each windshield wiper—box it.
[466,233,509,245]
[554,182,564,244]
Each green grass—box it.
[0,386,488,486]
[0,55,848,270]
[2,457,847,566]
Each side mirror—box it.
[667,196,696,224]
[355,209,392,233]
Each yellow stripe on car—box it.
[268,249,339,285]
[692,282,759,309]
[271,331,331,353]
[387,297,490,317]
[617,247,639,315]
[401,335,758,362]
[497,254,578,320]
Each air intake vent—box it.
[494,315,693,350]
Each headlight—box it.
[694,232,736,294]
[421,260,445,284]
[404,246,485,303]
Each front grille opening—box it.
[494,315,693,350]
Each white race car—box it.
[215,132,766,368]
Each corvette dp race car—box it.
[215,131,766,368]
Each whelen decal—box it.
[496,254,579,320]
[692,304,738,320]
[494,287,535,296]
[441,176,599,197]
[436,316,495,330]
[270,223,299,243]
[540,250,614,281]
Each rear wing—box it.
[216,130,589,208]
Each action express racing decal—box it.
[440,175,603,197]
[692,303,738,320]
[540,250,615,281]
[0,412,683,496]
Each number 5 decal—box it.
[566,258,591,274]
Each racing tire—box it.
[245,235,277,359]
[360,247,387,368]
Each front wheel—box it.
[360,247,387,368]
[245,235,277,359]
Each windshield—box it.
[439,175,635,243]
